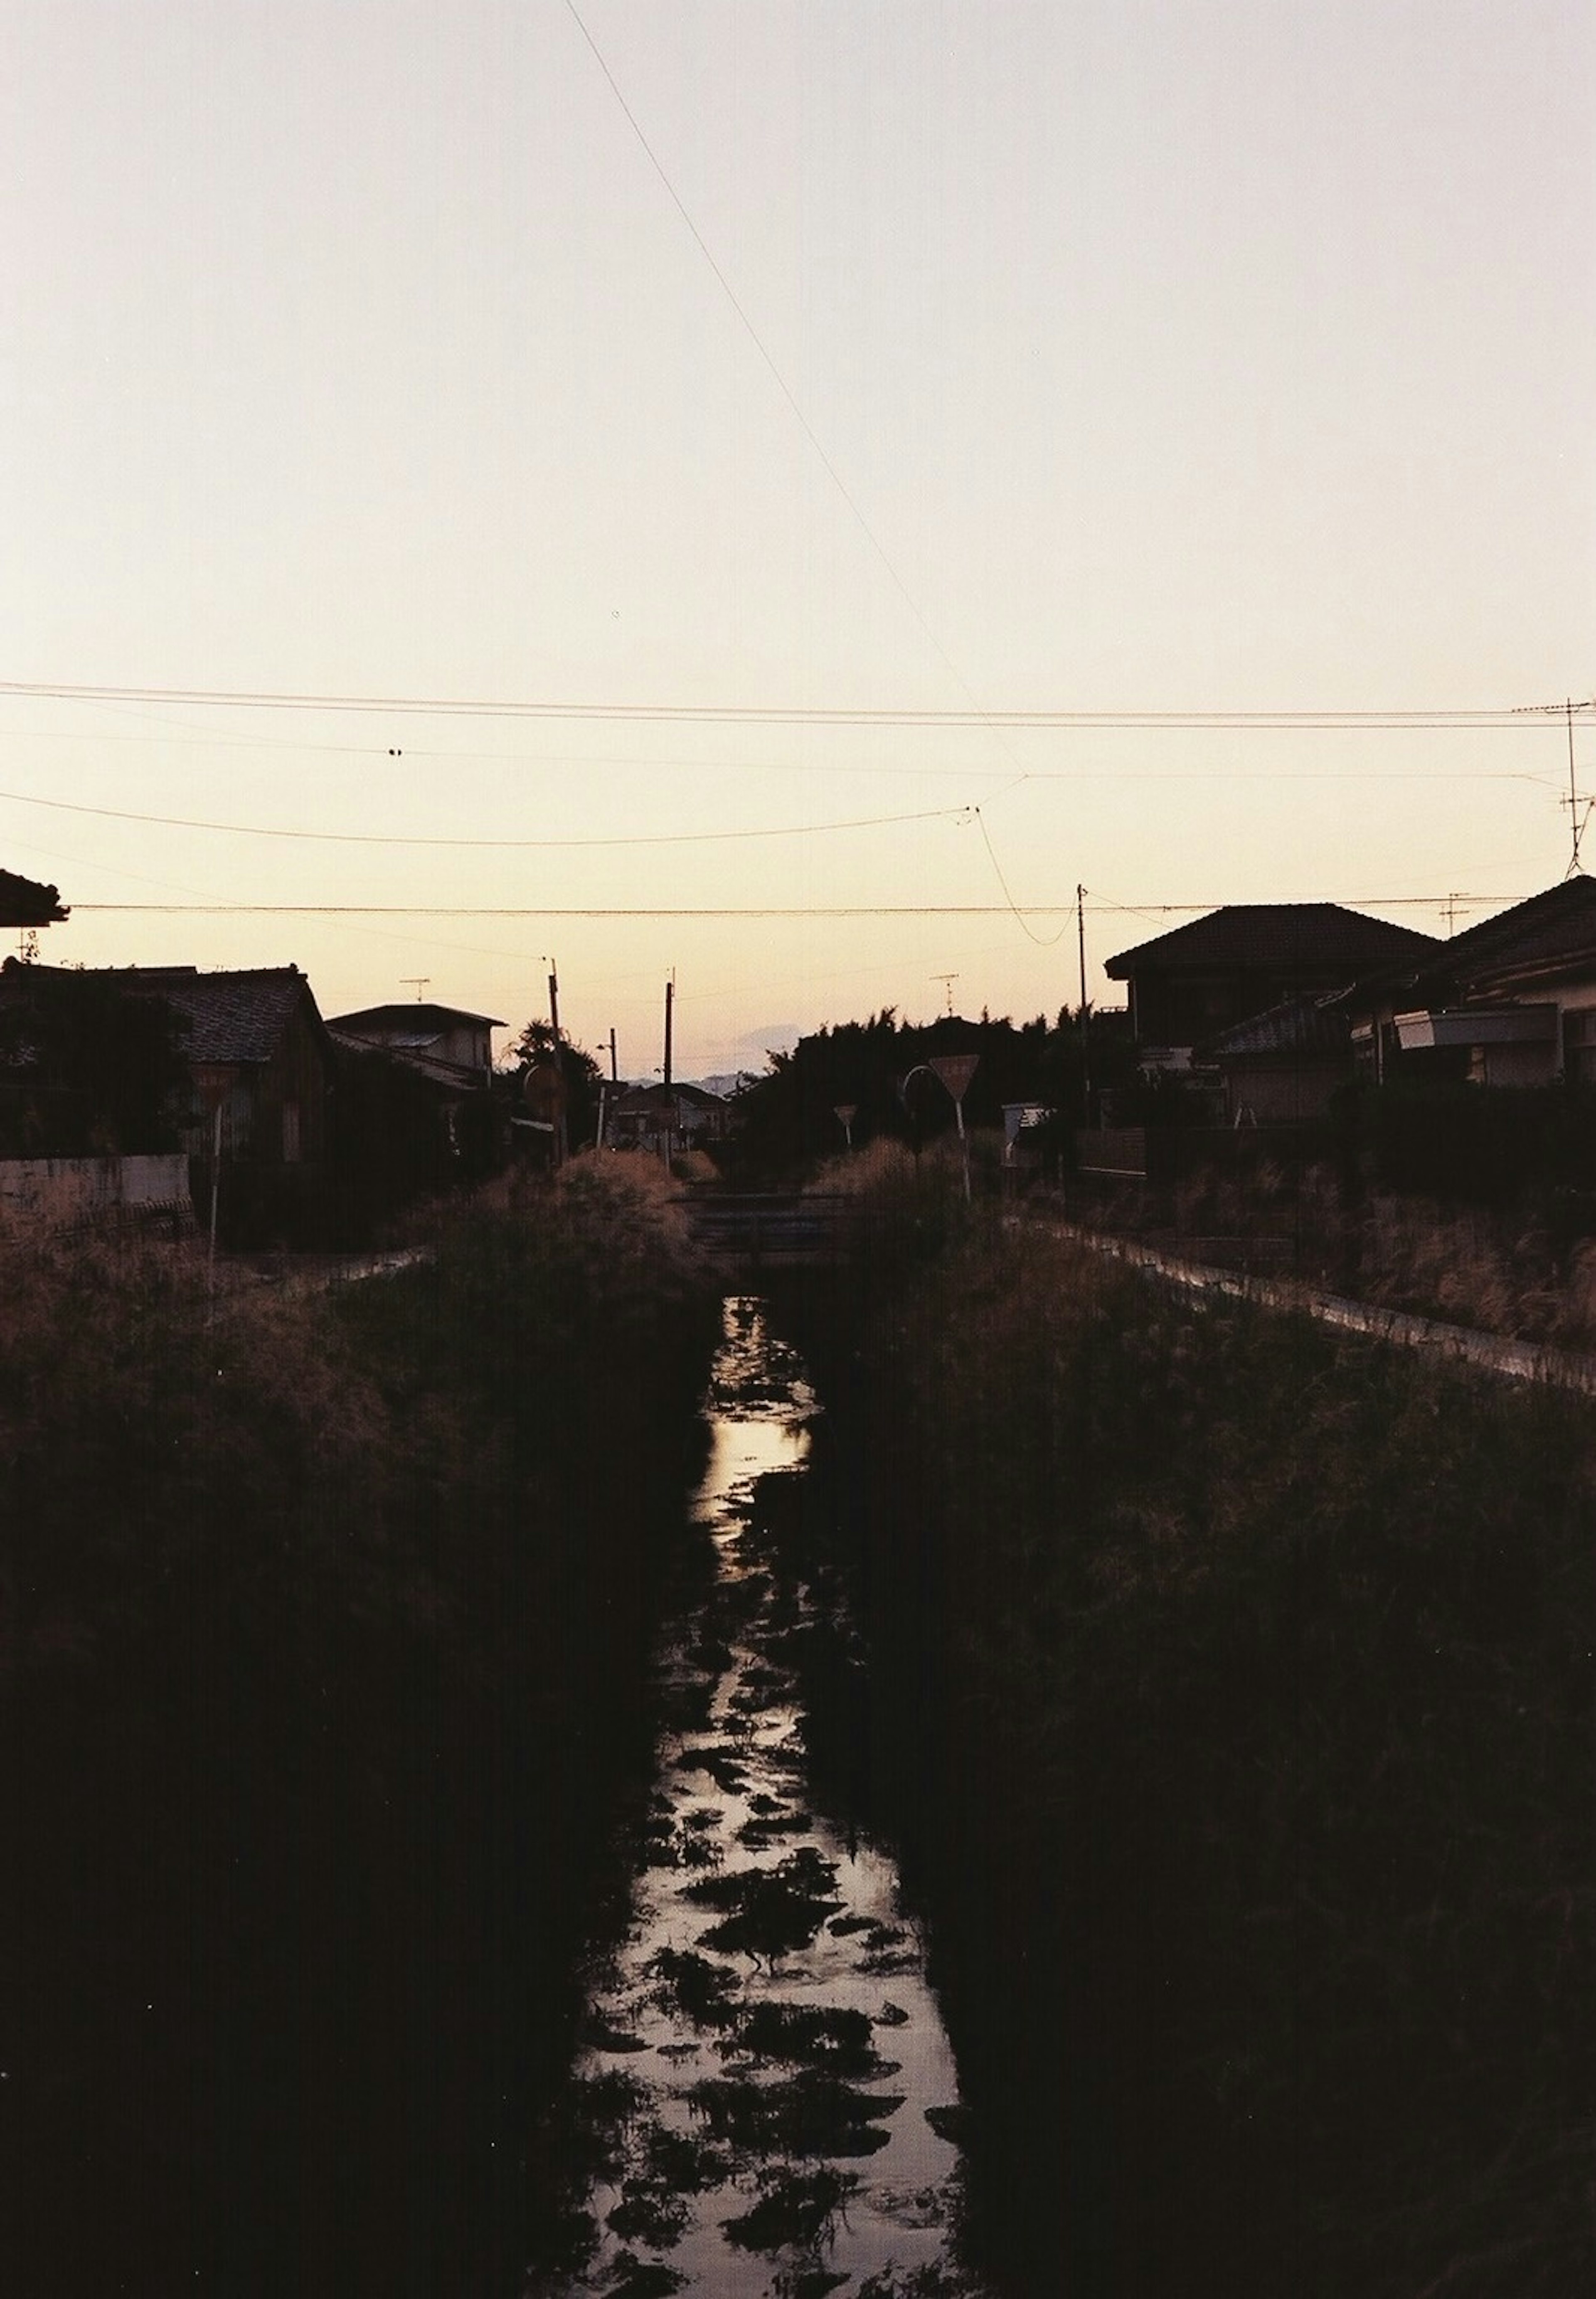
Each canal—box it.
[532,1295,989,2299]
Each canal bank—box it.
[8,1170,724,2299]
[777,1185,1596,2299]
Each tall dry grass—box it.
[788,1200,1596,2299]
[4,1184,721,2298]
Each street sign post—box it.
[926,1054,980,1200]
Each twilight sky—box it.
[3,0,1593,1077]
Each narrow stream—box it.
[535,1297,988,2299]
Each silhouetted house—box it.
[1345,877,1596,1087]
[327,1003,502,1087]
[326,1002,506,1220]
[0,867,69,929]
[134,966,335,1239]
[608,1081,731,1154]
[1105,904,1441,1071]
[0,960,333,1243]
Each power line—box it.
[0,727,1558,782]
[973,808,1072,948]
[0,785,970,849]
[71,895,1536,919]
[559,0,1019,765]
[0,678,1581,729]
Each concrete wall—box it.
[0,1153,192,1233]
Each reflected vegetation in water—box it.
[530,1299,989,2299]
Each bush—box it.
[3,1180,720,2298]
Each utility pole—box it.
[544,957,567,1166]
[1077,884,1092,1112]
[663,975,674,1088]
[608,1027,618,1083]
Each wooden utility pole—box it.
[663,976,674,1087]
[545,958,567,1165]
[1077,884,1092,1112]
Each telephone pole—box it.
[1077,885,1092,1110]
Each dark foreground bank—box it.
[3,1163,722,2299]
[778,1151,1595,2299]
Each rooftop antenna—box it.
[1515,695,1596,877]
[401,976,430,1002]
[1562,698,1595,877]
[931,972,959,1016]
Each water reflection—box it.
[534,1299,986,2298]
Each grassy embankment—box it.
[786,1144,1594,2299]
[2,1158,721,2299]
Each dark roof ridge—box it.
[1105,902,1441,976]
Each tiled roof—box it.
[1413,877,1596,988]
[1104,903,1440,978]
[118,967,320,1062]
[330,1003,505,1031]
[1202,994,1351,1060]
[0,867,69,926]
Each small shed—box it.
[1201,995,1353,1124]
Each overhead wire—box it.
[69,895,1537,919]
[0,677,1584,729]
[0,785,971,849]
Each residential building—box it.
[327,1002,503,1087]
[1345,876,1596,1087]
[1104,904,1441,1070]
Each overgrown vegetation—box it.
[2,1158,720,2298]
[784,1151,1595,2297]
[726,1007,1135,1181]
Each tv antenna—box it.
[1513,695,1596,876]
[931,972,959,1016]
[401,976,430,1001]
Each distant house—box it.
[0,867,69,929]
[0,961,332,1244]
[327,1001,507,1204]
[1345,877,1596,1088]
[326,1003,502,1087]
[132,966,335,1239]
[608,1081,731,1155]
[1104,904,1441,1071]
